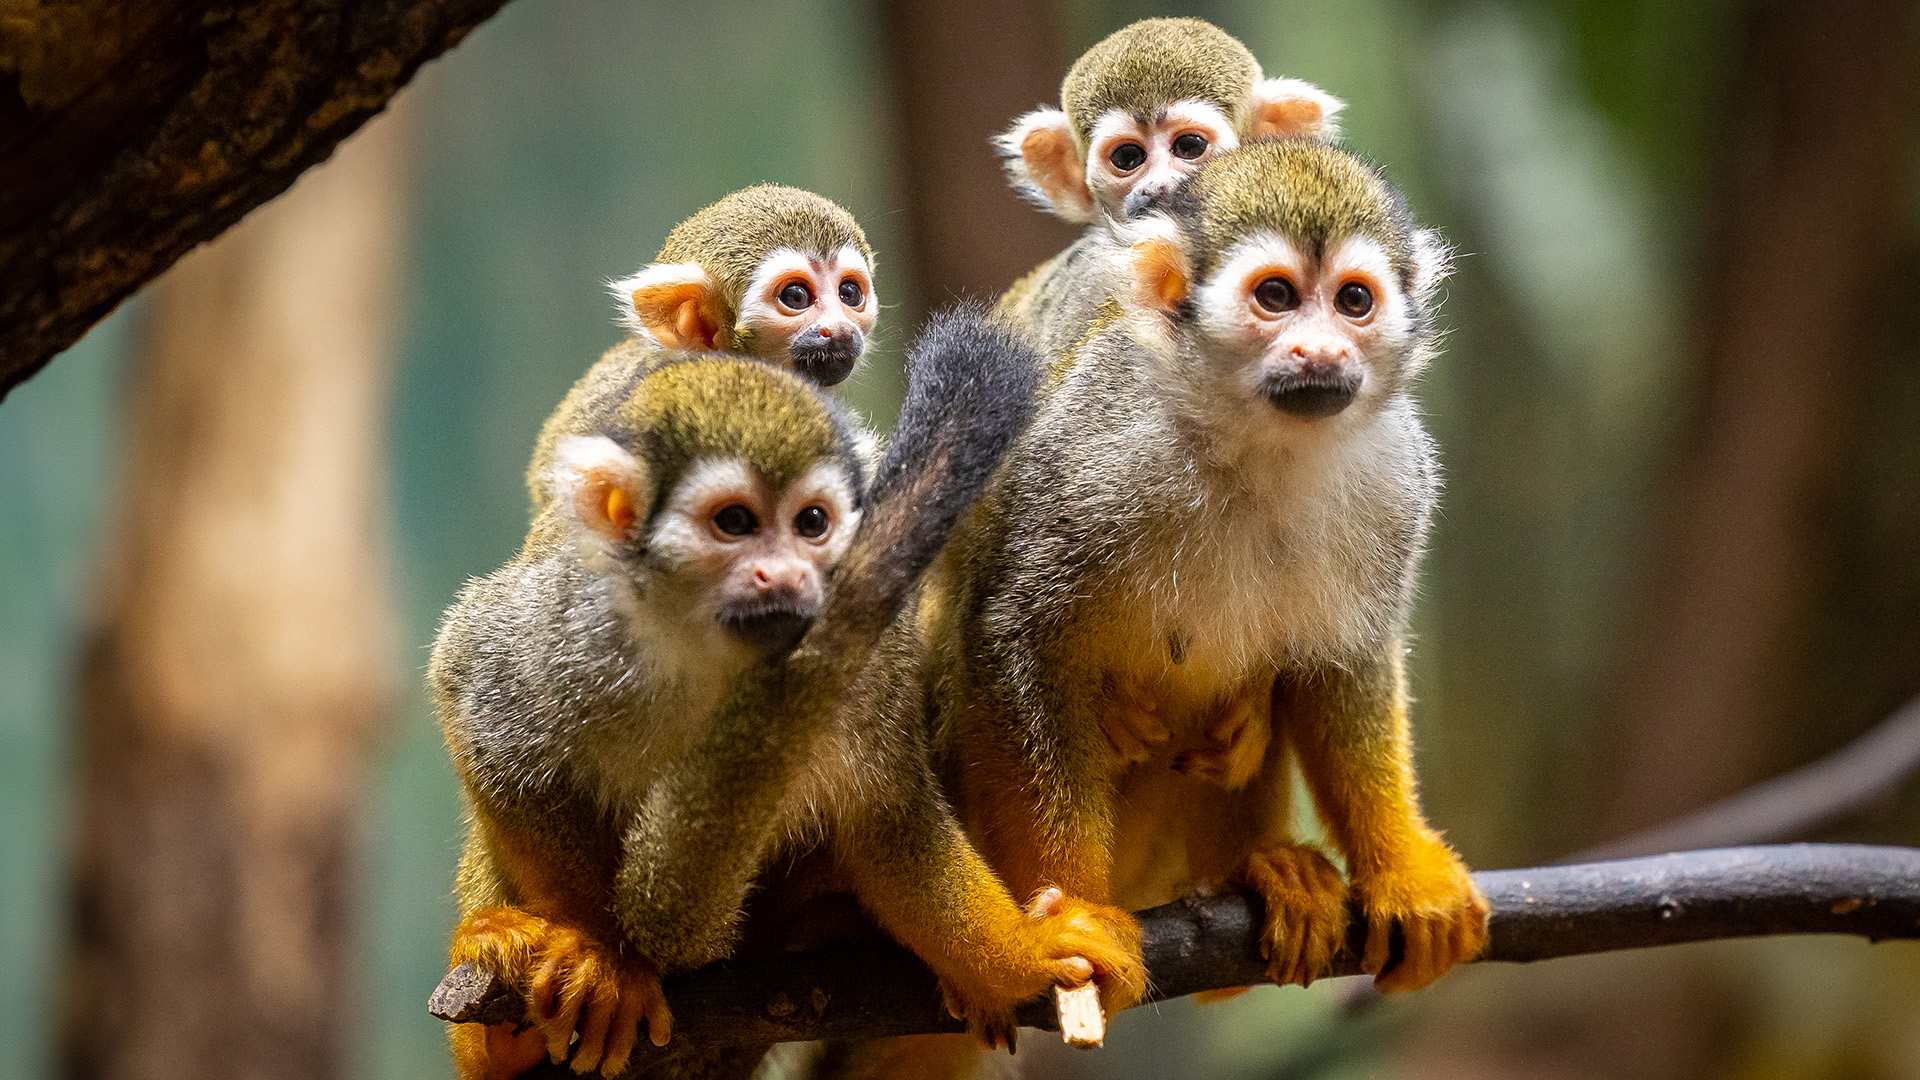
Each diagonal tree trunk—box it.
[60,103,408,1080]
[0,0,507,400]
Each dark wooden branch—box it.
[431,843,1920,1069]
[0,0,512,400]
[1573,696,1920,862]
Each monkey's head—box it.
[1115,140,1449,430]
[610,185,877,386]
[544,357,866,657]
[996,18,1344,224]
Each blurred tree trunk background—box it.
[58,111,408,1080]
[1,1,1917,1079]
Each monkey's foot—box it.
[1101,674,1169,765]
[1173,681,1272,790]
[1351,837,1489,993]
[936,888,1147,1050]
[1237,843,1349,987]
[525,924,672,1076]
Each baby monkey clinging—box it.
[610,184,877,386]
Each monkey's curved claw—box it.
[1351,837,1489,994]
[1238,842,1348,987]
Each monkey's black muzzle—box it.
[720,598,817,656]
[789,331,864,387]
[1260,365,1363,419]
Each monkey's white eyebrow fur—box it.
[647,458,756,564]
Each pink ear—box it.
[1246,78,1345,142]
[610,263,725,350]
[1121,216,1190,315]
[550,436,650,544]
[993,107,1098,223]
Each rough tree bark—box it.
[60,108,406,1080]
[878,0,1078,314]
[0,0,510,401]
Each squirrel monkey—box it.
[610,184,877,386]
[437,316,1135,1080]
[530,187,882,515]
[995,18,1344,362]
[922,141,1489,1036]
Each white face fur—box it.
[1192,231,1420,422]
[1086,99,1238,220]
[735,244,876,377]
[549,436,862,654]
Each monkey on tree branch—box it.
[433,844,1920,1073]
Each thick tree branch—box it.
[0,0,511,400]
[431,844,1920,1069]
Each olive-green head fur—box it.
[656,185,873,311]
[617,355,864,513]
[1061,18,1260,151]
[614,185,879,385]
[1177,140,1443,309]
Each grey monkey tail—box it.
[816,302,1042,653]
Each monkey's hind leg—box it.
[450,906,672,1079]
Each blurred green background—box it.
[4,1,1917,1078]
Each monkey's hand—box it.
[936,888,1148,1050]
[525,923,672,1076]
[1173,679,1272,790]
[449,907,672,1077]
[1236,842,1349,987]
[1349,835,1489,993]
[1101,673,1170,765]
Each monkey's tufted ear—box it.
[1114,214,1191,317]
[611,262,726,351]
[550,436,651,546]
[993,107,1098,224]
[1408,227,1453,308]
[1246,78,1345,142]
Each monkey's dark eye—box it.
[1253,276,1300,313]
[1108,142,1147,172]
[778,281,814,311]
[714,504,758,536]
[793,505,829,539]
[838,279,864,307]
[1335,282,1374,318]
[1171,133,1209,160]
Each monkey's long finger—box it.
[528,960,573,1064]
[1376,919,1433,993]
[548,979,590,1067]
[567,988,618,1075]
[645,992,673,1048]
[1360,914,1391,977]
[600,989,649,1078]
